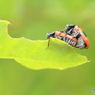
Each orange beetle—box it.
[74,25,90,49]
[47,24,90,49]
[62,24,90,49]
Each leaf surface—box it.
[0,20,88,70]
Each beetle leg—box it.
[47,38,51,47]
[66,29,73,35]
[46,32,55,47]
[72,30,79,37]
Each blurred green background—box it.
[0,0,95,95]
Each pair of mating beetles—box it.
[47,24,90,49]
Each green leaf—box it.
[0,20,89,70]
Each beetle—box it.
[47,31,78,48]
[61,24,90,49]
[47,24,90,49]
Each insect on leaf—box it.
[0,20,89,70]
